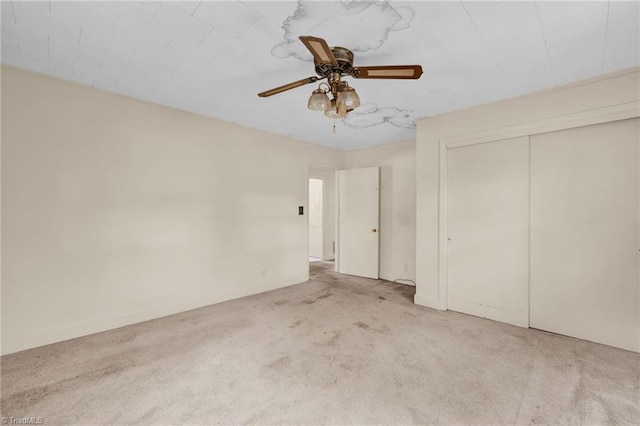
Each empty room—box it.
[1,1,639,425]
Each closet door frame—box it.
[437,101,639,312]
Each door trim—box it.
[309,166,339,263]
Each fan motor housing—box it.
[314,46,354,77]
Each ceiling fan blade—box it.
[299,35,338,66]
[258,76,320,97]
[352,65,423,79]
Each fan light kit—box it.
[258,36,423,132]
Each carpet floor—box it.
[1,261,639,425]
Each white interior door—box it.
[447,137,530,327]
[530,119,639,352]
[337,167,380,279]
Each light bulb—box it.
[336,86,360,111]
[324,99,347,119]
[307,89,330,111]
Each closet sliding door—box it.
[447,137,530,327]
[530,119,639,352]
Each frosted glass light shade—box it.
[324,99,347,118]
[307,89,330,111]
[336,86,360,111]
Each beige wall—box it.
[346,140,416,284]
[6,63,637,353]
[1,66,344,355]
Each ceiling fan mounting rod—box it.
[329,72,342,82]
[327,72,347,98]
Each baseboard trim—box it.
[413,294,442,310]
[1,274,308,355]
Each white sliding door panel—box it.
[337,167,380,279]
[447,137,530,327]
[530,119,639,352]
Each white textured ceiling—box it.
[1,1,638,150]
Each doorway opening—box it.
[308,178,323,263]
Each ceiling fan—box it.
[258,36,423,120]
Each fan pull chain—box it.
[333,119,336,134]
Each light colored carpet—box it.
[1,261,639,425]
